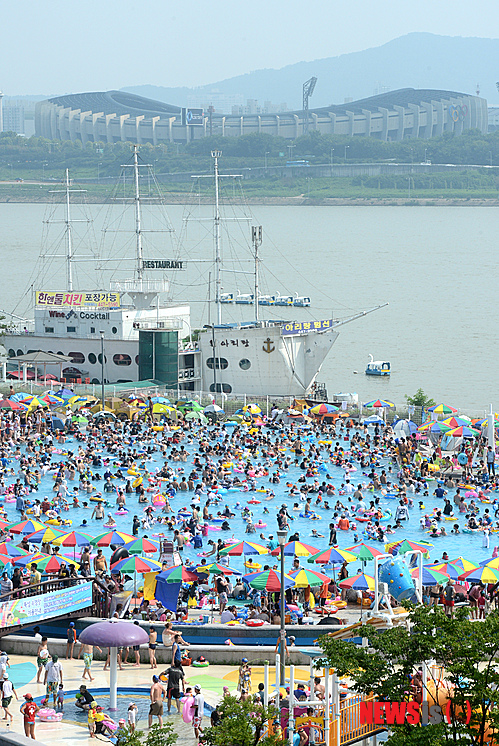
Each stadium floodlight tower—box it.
[303,77,317,134]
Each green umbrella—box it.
[185,411,208,424]
[72,415,89,424]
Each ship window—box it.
[45,327,54,334]
[90,327,95,334]
[98,353,107,364]
[209,383,232,393]
[112,327,118,334]
[67,326,76,333]
[135,355,139,365]
[8,349,15,357]
[57,351,64,356]
[91,378,100,385]
[88,353,97,364]
[113,353,131,366]
[206,357,228,370]
[69,352,85,364]
[17,349,23,356]
[239,358,251,370]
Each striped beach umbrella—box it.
[446,426,481,439]
[270,541,319,557]
[289,568,331,587]
[52,530,95,547]
[123,537,160,555]
[339,573,376,591]
[25,527,67,544]
[309,403,339,416]
[412,567,449,585]
[218,541,268,557]
[196,562,236,576]
[243,569,295,592]
[449,557,478,572]
[364,399,395,408]
[418,420,452,434]
[158,565,199,584]
[427,403,457,415]
[0,554,13,570]
[386,539,433,557]
[346,543,386,562]
[30,554,80,573]
[459,566,499,583]
[0,542,30,557]
[307,547,357,565]
[90,531,135,547]
[7,520,47,536]
[111,556,162,574]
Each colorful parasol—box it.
[243,569,295,591]
[445,426,481,438]
[111,555,162,574]
[386,539,433,557]
[307,547,357,565]
[289,568,331,587]
[339,573,376,591]
[123,537,160,555]
[7,520,47,536]
[218,541,268,557]
[0,542,30,557]
[25,527,66,544]
[196,562,236,576]
[29,554,80,573]
[270,541,319,557]
[364,399,395,408]
[52,530,95,547]
[449,557,479,572]
[158,565,199,584]
[427,403,457,415]
[458,566,499,583]
[346,543,386,561]
[430,562,471,580]
[417,421,452,434]
[412,567,449,585]
[309,403,339,416]
[90,531,135,547]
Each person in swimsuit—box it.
[149,627,158,669]
[78,643,102,682]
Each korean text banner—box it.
[0,582,93,629]
[281,319,334,336]
[35,292,120,309]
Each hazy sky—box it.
[5,0,499,95]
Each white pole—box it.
[264,661,269,709]
[109,646,118,710]
[289,664,295,746]
[488,404,495,449]
[417,551,423,603]
[324,667,330,746]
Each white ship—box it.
[3,149,386,397]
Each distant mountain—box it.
[121,33,499,110]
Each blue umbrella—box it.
[151,396,171,404]
[55,388,74,400]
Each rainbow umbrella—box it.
[429,562,462,580]
[25,527,66,544]
[270,541,319,557]
[90,531,135,547]
[123,537,160,555]
[309,403,339,416]
[449,557,478,572]
[0,542,30,557]
[52,530,95,547]
[0,399,23,410]
[339,573,375,591]
[7,520,47,536]
[0,554,13,570]
[243,569,295,591]
[446,426,481,438]
[196,562,236,576]
[218,541,268,557]
[459,566,499,583]
[31,554,80,573]
[307,547,357,565]
[346,543,386,562]
[427,403,457,415]
[111,555,162,574]
[442,417,472,428]
[364,399,395,408]
[386,539,433,557]
[243,403,262,415]
[479,557,499,569]
[412,567,449,585]
[418,421,452,434]
[11,553,42,568]
[159,565,199,584]
[289,568,331,587]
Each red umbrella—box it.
[0,400,22,410]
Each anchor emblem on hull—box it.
[263,337,275,354]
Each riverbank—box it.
[1,182,499,206]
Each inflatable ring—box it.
[244,561,262,570]
[334,601,347,609]
[192,660,210,668]
[90,496,105,502]
[132,477,143,488]
[152,426,164,432]
[246,618,265,627]
[247,499,261,504]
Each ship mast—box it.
[252,225,262,324]
[133,145,144,286]
[212,150,222,325]
[64,169,74,291]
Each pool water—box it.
[3,425,496,576]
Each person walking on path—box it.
[21,693,39,740]
[148,675,166,728]
[78,643,102,682]
[148,626,157,669]
[44,654,63,707]
[1,673,18,723]
[36,637,50,683]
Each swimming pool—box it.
[2,425,495,578]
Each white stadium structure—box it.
[35,88,488,144]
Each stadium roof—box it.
[48,90,181,117]
[315,88,471,116]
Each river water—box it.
[1,202,497,414]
